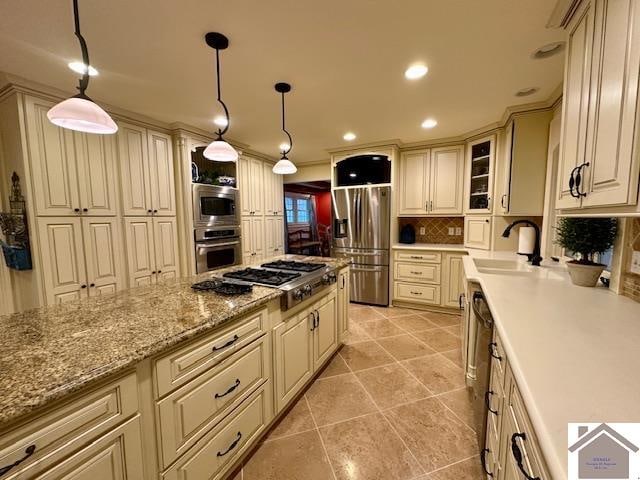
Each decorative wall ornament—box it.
[0,172,32,270]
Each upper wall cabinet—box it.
[557,0,640,209]
[263,163,284,216]
[24,96,118,216]
[118,122,176,217]
[238,155,265,216]
[465,136,495,214]
[499,111,552,216]
[398,146,464,216]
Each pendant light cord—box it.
[280,91,292,158]
[73,0,91,98]
[214,47,230,139]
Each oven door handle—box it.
[196,241,241,249]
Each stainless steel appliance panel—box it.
[332,188,361,249]
[332,186,390,250]
[195,237,241,273]
[471,290,493,448]
[192,184,240,227]
[331,247,389,266]
[350,264,389,306]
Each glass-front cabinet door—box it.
[466,135,495,213]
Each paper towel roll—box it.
[518,226,536,255]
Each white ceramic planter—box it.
[566,262,605,287]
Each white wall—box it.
[285,161,331,183]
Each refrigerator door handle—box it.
[355,191,361,243]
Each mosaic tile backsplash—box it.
[399,217,464,244]
[622,218,640,303]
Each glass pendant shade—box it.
[47,96,117,134]
[272,158,297,174]
[203,139,238,162]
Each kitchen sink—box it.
[473,258,535,275]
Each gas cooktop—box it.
[223,268,301,286]
[261,260,325,272]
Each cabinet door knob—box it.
[147,209,152,214]
[151,271,156,274]
[157,270,162,274]
[74,208,80,213]
[80,284,87,289]
[82,208,88,212]
[153,209,158,214]
[89,283,95,287]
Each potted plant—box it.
[555,217,617,287]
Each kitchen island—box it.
[0,255,349,480]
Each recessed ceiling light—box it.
[405,64,428,80]
[421,118,438,129]
[515,87,539,97]
[349,172,357,178]
[343,132,356,141]
[531,42,565,59]
[68,61,98,76]
[213,116,228,127]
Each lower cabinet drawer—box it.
[394,282,441,305]
[163,381,273,480]
[155,308,267,398]
[0,372,139,479]
[394,250,442,263]
[156,335,270,467]
[394,262,441,284]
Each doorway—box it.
[283,181,331,257]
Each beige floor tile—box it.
[413,329,461,353]
[441,349,464,369]
[356,363,431,409]
[424,455,484,479]
[421,312,462,327]
[317,353,351,378]
[340,341,395,371]
[319,413,423,480]
[305,373,377,426]
[384,397,478,472]
[403,355,466,394]
[391,314,439,333]
[243,430,334,480]
[349,305,385,323]
[360,318,406,338]
[343,322,372,345]
[436,388,476,431]
[377,334,437,361]
[371,306,420,319]
[442,325,461,337]
[266,397,316,441]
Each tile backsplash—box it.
[399,217,464,244]
[621,218,640,303]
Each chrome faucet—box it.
[502,220,542,266]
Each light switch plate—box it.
[448,227,454,235]
[455,227,462,236]
[631,251,640,275]
[419,227,426,235]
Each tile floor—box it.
[228,304,483,480]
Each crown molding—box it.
[326,139,401,155]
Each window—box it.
[285,194,312,224]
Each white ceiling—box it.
[0,0,564,162]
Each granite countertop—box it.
[392,243,467,252]
[0,255,348,426]
[463,252,640,479]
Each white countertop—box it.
[392,242,467,252]
[463,252,640,479]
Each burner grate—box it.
[261,260,325,272]
[223,268,301,286]
[191,279,253,295]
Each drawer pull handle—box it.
[480,448,494,477]
[511,432,540,480]
[310,311,317,331]
[488,342,502,361]
[485,390,498,415]
[410,255,424,259]
[315,309,320,328]
[410,291,423,295]
[214,379,241,399]
[410,271,422,275]
[0,445,36,475]
[212,335,239,352]
[217,432,242,457]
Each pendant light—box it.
[47,0,117,134]
[203,32,238,162]
[273,82,297,174]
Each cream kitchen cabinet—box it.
[337,268,350,342]
[442,253,465,308]
[123,217,179,287]
[24,95,118,217]
[238,155,265,216]
[558,0,640,210]
[263,163,284,215]
[118,122,176,217]
[37,217,125,305]
[241,216,265,263]
[274,290,339,412]
[398,146,464,215]
[499,111,552,216]
[464,216,492,250]
[265,216,285,256]
[465,135,495,213]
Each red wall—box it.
[314,191,331,227]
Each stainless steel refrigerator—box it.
[331,186,390,306]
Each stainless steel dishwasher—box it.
[471,290,493,448]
